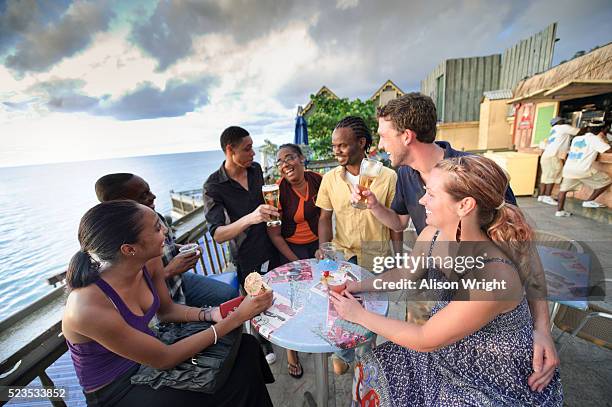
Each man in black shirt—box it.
[203,126,280,363]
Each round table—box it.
[250,258,388,407]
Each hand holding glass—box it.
[352,158,383,209]
[262,184,282,226]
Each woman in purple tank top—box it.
[62,200,275,407]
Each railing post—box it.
[202,237,215,276]
[39,370,67,407]
[212,240,223,273]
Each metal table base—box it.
[304,352,329,407]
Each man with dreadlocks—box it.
[315,115,402,375]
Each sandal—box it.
[288,359,303,379]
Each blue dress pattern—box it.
[352,231,563,406]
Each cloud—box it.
[22,77,98,112]
[499,0,612,65]
[93,76,216,120]
[130,0,318,71]
[48,94,100,112]
[2,100,34,112]
[4,1,114,74]
[0,0,71,55]
[11,75,216,120]
[336,0,359,10]
[27,77,87,95]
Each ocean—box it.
[0,150,227,321]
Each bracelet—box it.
[211,325,218,345]
[198,308,205,322]
[205,307,212,322]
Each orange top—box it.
[278,182,318,244]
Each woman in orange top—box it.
[267,143,322,378]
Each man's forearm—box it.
[528,299,551,331]
[390,229,403,254]
[318,214,333,244]
[371,203,407,232]
[213,215,252,243]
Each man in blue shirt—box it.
[357,92,559,392]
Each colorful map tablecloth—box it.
[251,259,388,353]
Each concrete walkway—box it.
[267,197,612,406]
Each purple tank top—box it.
[67,268,160,392]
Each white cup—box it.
[178,243,199,256]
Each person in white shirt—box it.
[556,121,611,217]
[537,117,578,205]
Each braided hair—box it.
[334,116,373,152]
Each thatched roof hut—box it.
[509,43,612,104]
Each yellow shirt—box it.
[315,165,397,267]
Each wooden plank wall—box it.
[443,54,501,122]
[420,61,446,116]
[499,23,557,90]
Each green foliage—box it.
[306,94,378,159]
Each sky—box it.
[1,0,611,168]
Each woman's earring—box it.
[456,218,462,242]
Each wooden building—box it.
[478,89,515,150]
[421,23,557,124]
[499,23,558,90]
[369,80,404,108]
[302,86,339,119]
[421,54,502,123]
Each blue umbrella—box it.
[294,115,308,145]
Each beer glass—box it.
[319,242,339,269]
[262,184,282,226]
[352,158,383,209]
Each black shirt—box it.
[390,141,517,235]
[203,162,277,280]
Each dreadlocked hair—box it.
[334,116,373,152]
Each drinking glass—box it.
[262,184,282,226]
[319,242,339,269]
[352,158,383,209]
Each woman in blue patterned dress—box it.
[330,155,563,406]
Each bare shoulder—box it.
[408,226,438,258]
[64,284,113,327]
[416,225,438,243]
